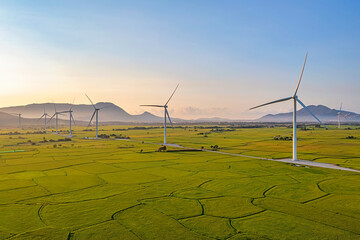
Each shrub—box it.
[98,134,110,138]
[210,145,219,151]
[346,136,356,139]
[273,135,292,141]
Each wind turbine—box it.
[140,84,179,145]
[249,53,328,161]
[58,100,76,137]
[337,103,342,128]
[48,103,63,134]
[17,113,22,130]
[10,113,22,130]
[58,109,75,137]
[39,106,50,133]
[85,94,101,139]
[10,106,25,130]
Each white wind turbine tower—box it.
[85,94,102,139]
[39,106,50,133]
[338,103,342,128]
[250,53,328,161]
[140,84,179,145]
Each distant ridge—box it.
[257,105,360,122]
[0,102,176,125]
[0,102,191,127]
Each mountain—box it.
[0,112,18,126]
[257,105,360,122]
[0,102,176,124]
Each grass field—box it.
[0,125,359,239]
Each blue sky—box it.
[0,0,359,119]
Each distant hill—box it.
[0,112,18,127]
[0,102,180,125]
[257,105,360,122]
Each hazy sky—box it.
[0,0,359,119]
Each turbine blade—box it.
[48,113,56,123]
[140,105,164,107]
[165,108,173,128]
[294,52,308,96]
[249,97,292,110]
[85,94,96,109]
[88,111,96,127]
[296,98,328,129]
[53,103,57,113]
[71,114,76,125]
[340,103,342,112]
[165,83,179,106]
[38,114,45,121]
[70,97,75,111]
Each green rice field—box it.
[0,125,359,239]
